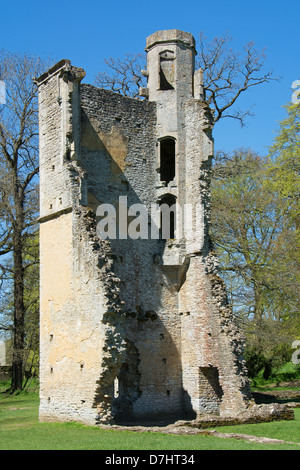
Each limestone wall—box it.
[37,63,125,425]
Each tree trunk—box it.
[253,281,265,351]
[11,228,25,392]
[11,187,25,392]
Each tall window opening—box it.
[160,138,175,184]
[159,50,175,90]
[159,194,176,239]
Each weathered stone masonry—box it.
[36,30,255,425]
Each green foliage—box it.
[274,362,300,382]
[244,345,296,381]
[210,138,300,372]
[211,149,287,320]
[268,102,300,219]
[244,347,266,378]
[252,362,300,387]
[266,101,300,325]
[0,231,39,389]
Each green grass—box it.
[0,392,299,450]
[214,408,300,444]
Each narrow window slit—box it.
[160,138,175,184]
[159,194,176,239]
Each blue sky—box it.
[1,0,298,155]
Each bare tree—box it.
[0,50,49,391]
[94,53,147,98]
[94,33,277,126]
[196,32,278,125]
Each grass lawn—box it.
[0,391,299,450]
[214,408,300,444]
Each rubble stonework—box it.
[36,30,260,425]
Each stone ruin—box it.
[35,30,292,426]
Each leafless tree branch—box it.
[197,33,279,125]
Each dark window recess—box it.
[160,66,174,90]
[160,139,175,184]
[159,50,175,90]
[65,148,71,161]
[159,194,176,239]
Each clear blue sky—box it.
[1,0,298,155]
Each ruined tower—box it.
[36,30,251,425]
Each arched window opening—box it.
[160,138,175,184]
[159,50,175,90]
[159,194,176,239]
